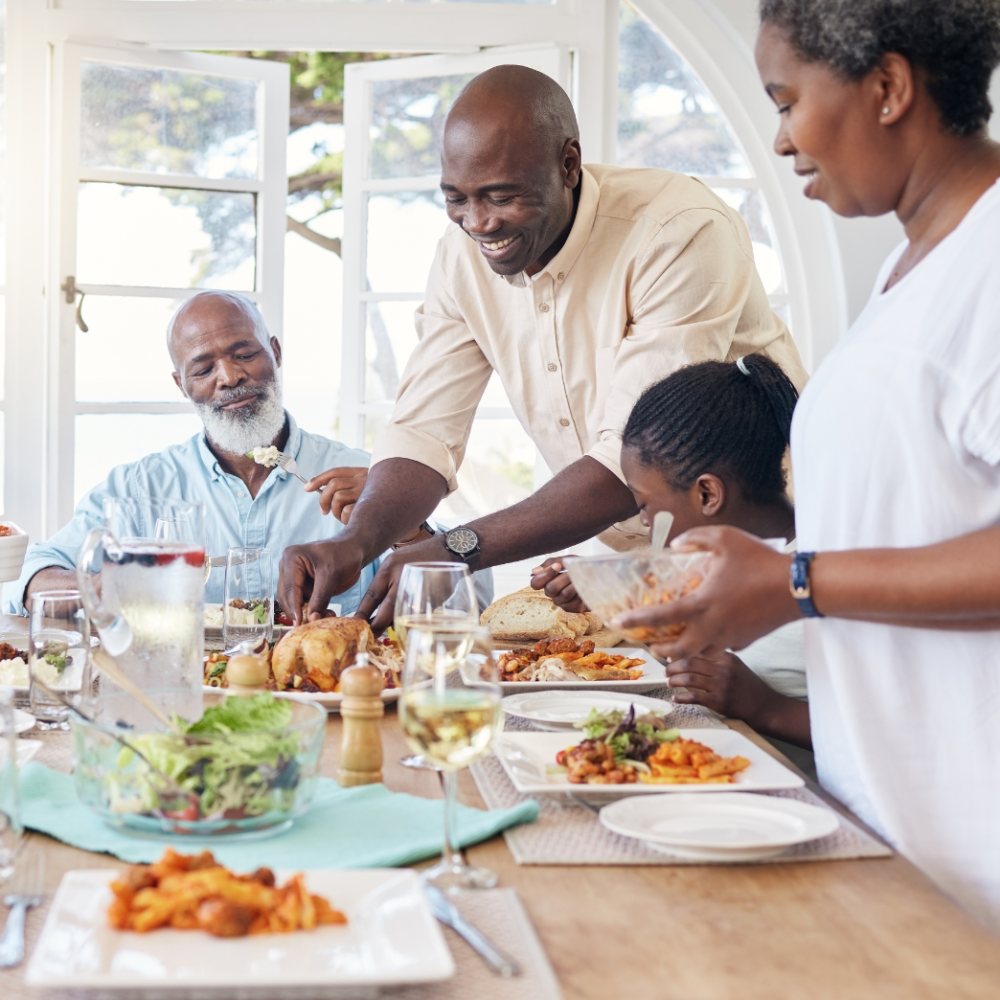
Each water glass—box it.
[224,547,273,647]
[0,686,23,882]
[29,590,92,729]
[399,624,503,892]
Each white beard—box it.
[195,379,287,456]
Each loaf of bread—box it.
[271,617,373,693]
[480,587,606,643]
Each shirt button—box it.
[539,303,550,313]
[559,418,570,427]
[557,272,565,281]
[547,363,558,372]
[237,490,246,498]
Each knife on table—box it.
[424,885,522,978]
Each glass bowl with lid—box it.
[71,689,326,840]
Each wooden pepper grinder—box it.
[337,653,384,787]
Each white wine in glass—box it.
[393,562,479,653]
[399,625,503,891]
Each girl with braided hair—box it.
[533,354,813,758]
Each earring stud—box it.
[882,106,890,115]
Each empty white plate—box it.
[501,690,673,730]
[599,792,839,861]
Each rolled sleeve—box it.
[370,239,494,493]
[587,208,757,482]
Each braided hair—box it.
[622,355,799,505]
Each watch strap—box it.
[789,551,824,618]
[444,526,481,564]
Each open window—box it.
[339,45,569,525]
[53,44,289,523]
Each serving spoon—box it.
[651,510,674,553]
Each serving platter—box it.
[492,729,805,797]
[461,647,666,693]
[598,792,839,861]
[501,690,673,730]
[26,867,455,994]
[201,684,401,712]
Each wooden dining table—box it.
[4,630,1000,998]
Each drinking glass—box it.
[394,562,480,658]
[28,590,92,729]
[399,624,503,892]
[0,686,23,882]
[223,547,273,647]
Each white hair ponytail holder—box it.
[736,356,751,376]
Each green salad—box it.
[575,705,679,766]
[111,694,304,823]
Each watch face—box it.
[446,527,479,556]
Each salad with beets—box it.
[110,694,305,822]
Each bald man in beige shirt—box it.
[280,65,806,627]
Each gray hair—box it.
[166,291,271,366]
[759,0,1000,136]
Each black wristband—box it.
[789,551,824,618]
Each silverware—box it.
[0,850,44,967]
[276,452,309,485]
[651,510,674,552]
[424,885,521,978]
[568,792,602,815]
[208,555,228,568]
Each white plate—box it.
[4,708,36,734]
[599,792,839,860]
[493,730,805,797]
[461,647,665,693]
[501,690,673,730]
[2,630,97,694]
[26,867,455,993]
[0,738,43,768]
[201,684,401,712]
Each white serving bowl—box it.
[0,522,28,583]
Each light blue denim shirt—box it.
[3,413,381,616]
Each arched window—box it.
[617,1,787,325]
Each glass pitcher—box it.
[77,497,206,725]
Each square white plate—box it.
[493,729,805,797]
[461,648,666,693]
[26,868,455,993]
[501,690,673,730]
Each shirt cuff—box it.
[586,435,627,484]
[370,424,460,494]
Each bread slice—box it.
[480,587,591,642]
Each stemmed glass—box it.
[0,685,23,882]
[399,623,503,892]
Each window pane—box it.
[77,182,256,290]
[76,297,183,402]
[714,187,784,294]
[365,191,448,293]
[0,0,5,288]
[75,413,203,505]
[0,411,5,516]
[370,74,474,180]
[0,296,5,402]
[365,301,419,404]
[80,62,258,181]
[617,1,751,178]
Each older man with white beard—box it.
[3,291,383,616]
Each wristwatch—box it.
[443,526,481,565]
[789,551,824,618]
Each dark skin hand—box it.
[279,68,638,625]
[304,467,369,524]
[666,652,812,750]
[532,446,795,612]
[610,27,1000,656]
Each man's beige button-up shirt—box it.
[371,164,807,546]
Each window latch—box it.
[60,275,89,333]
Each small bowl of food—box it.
[0,522,29,583]
[72,689,326,839]
[565,550,709,645]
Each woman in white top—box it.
[615,0,1000,931]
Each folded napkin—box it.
[18,762,539,869]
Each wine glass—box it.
[0,686,23,883]
[399,624,503,892]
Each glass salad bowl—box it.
[71,689,326,840]
[565,550,710,646]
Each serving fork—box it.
[276,451,309,485]
[0,849,44,967]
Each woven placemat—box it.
[0,886,561,1000]
[478,697,890,866]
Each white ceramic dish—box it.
[26,867,455,994]
[461,647,665,693]
[0,522,28,583]
[599,792,839,861]
[11,708,36,734]
[501,690,673,730]
[493,729,805,797]
[1,629,97,695]
[201,684,401,712]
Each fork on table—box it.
[276,451,309,485]
[0,849,45,968]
